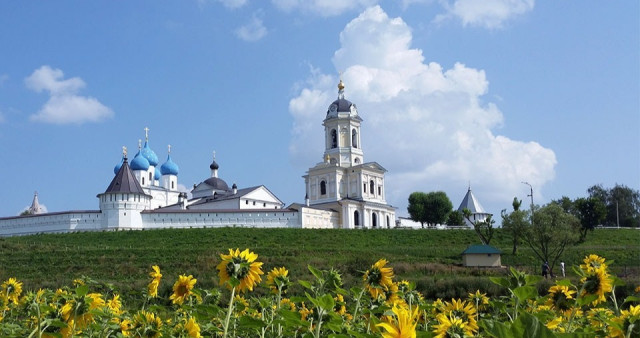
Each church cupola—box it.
[161,145,179,191]
[322,79,364,167]
[210,151,220,178]
[141,127,159,167]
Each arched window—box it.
[372,213,377,228]
[331,129,337,148]
[370,180,375,196]
[320,180,327,195]
[171,181,174,189]
[149,172,153,181]
[363,183,366,193]
[142,177,145,185]
[354,210,360,226]
[352,129,358,148]
[386,216,390,228]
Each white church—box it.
[0,80,400,236]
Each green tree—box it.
[574,197,607,242]
[521,203,580,273]
[446,210,465,226]
[588,184,640,227]
[501,197,529,254]
[407,191,453,228]
[462,208,495,245]
[407,192,428,228]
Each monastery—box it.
[0,80,401,236]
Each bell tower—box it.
[323,80,364,167]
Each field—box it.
[0,227,638,304]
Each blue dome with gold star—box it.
[141,141,159,167]
[160,155,179,176]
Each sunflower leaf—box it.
[75,284,89,297]
[308,265,323,281]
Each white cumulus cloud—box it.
[272,0,378,17]
[235,14,268,42]
[288,5,555,215]
[436,0,535,29]
[25,66,113,124]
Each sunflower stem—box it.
[223,286,236,338]
[352,288,366,320]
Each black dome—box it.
[209,160,219,170]
[204,177,229,191]
[327,98,353,115]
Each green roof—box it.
[462,244,502,255]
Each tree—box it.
[574,197,606,242]
[588,184,640,227]
[408,192,428,228]
[521,203,580,273]
[501,197,529,254]
[407,191,453,228]
[446,210,465,226]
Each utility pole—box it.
[522,182,534,227]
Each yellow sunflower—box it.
[440,298,478,333]
[546,284,576,314]
[334,294,347,316]
[266,267,290,294]
[148,265,162,298]
[587,307,613,331]
[580,254,608,273]
[363,259,394,299]
[1,278,23,305]
[107,294,122,315]
[546,316,565,332]
[433,312,474,338]
[299,302,313,321]
[184,317,201,338]
[580,268,613,305]
[377,304,419,338]
[280,297,297,311]
[132,310,163,338]
[609,304,640,338]
[216,248,264,292]
[468,290,489,306]
[169,275,197,305]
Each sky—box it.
[0,1,638,222]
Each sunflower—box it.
[377,304,419,338]
[439,298,478,333]
[170,275,197,305]
[2,278,23,305]
[433,313,474,338]
[266,267,290,294]
[468,290,489,306]
[609,304,640,338]
[334,294,347,316]
[363,259,394,299]
[546,284,576,314]
[148,265,162,298]
[299,302,313,321]
[131,310,163,338]
[587,307,613,331]
[545,316,565,332]
[184,317,201,338]
[580,268,613,305]
[217,248,264,292]
[107,294,122,315]
[580,254,608,273]
[280,298,296,311]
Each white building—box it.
[457,187,491,227]
[0,80,396,235]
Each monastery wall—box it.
[140,210,301,229]
[0,211,103,236]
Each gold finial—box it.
[138,139,142,150]
[338,71,345,91]
[325,154,330,163]
[168,144,171,154]
[144,127,150,141]
[122,146,128,157]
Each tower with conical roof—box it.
[302,79,395,229]
[28,191,43,215]
[457,186,491,227]
[98,147,151,229]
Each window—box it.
[378,186,382,196]
[386,216,390,228]
[142,177,145,185]
[372,213,377,228]
[352,129,358,148]
[149,172,152,181]
[331,129,337,148]
[171,181,174,189]
[253,201,256,205]
[354,210,360,226]
[370,180,375,195]
[263,203,266,207]
[320,180,327,195]
[363,183,366,193]
[246,200,249,205]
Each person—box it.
[560,261,565,277]
[542,261,549,279]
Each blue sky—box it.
[0,0,638,220]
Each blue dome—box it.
[160,155,179,176]
[130,151,150,171]
[113,157,124,175]
[141,141,159,166]
[154,167,161,180]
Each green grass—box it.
[0,227,637,303]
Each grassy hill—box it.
[0,227,637,304]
